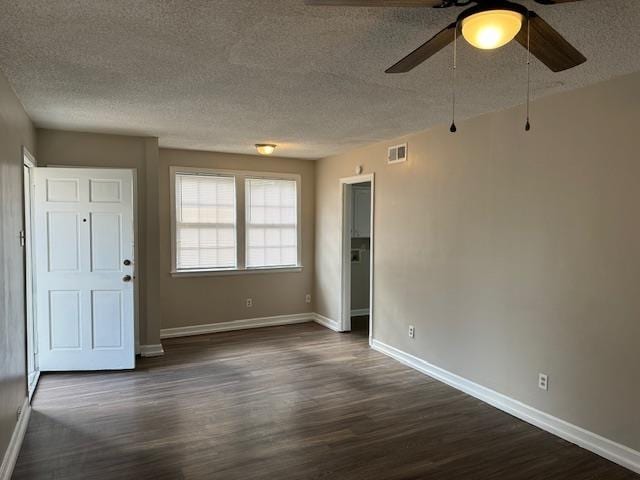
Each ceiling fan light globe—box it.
[462,10,523,50]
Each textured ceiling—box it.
[0,0,639,159]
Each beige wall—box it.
[315,71,640,451]
[36,129,161,346]
[0,71,36,464]
[158,148,315,329]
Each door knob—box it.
[123,259,131,266]
[122,275,132,282]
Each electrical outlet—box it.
[538,373,548,391]
[305,294,312,304]
[408,325,415,339]
[246,298,253,308]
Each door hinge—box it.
[19,230,25,247]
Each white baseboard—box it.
[371,339,640,475]
[139,344,165,357]
[313,313,342,332]
[350,308,370,317]
[0,397,31,480]
[160,313,314,339]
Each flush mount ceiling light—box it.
[461,9,523,50]
[255,144,277,155]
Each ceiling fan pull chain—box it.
[450,21,458,133]
[525,12,531,132]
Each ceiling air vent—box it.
[387,143,407,164]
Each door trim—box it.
[22,147,39,401]
[339,173,374,345]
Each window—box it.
[170,167,301,275]
[246,178,297,268]
[174,173,237,270]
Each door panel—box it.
[90,213,122,272]
[89,179,121,203]
[49,290,81,349]
[46,178,80,202]
[47,212,80,271]
[91,290,123,349]
[34,168,135,371]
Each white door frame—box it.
[22,147,39,400]
[339,173,374,345]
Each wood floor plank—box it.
[13,322,639,479]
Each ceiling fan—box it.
[305,0,586,73]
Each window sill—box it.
[170,266,304,278]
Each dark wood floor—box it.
[14,321,638,480]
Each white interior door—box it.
[33,168,135,371]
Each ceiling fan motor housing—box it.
[457,1,528,23]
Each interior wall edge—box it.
[139,344,165,358]
[312,313,342,332]
[143,136,162,345]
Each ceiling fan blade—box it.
[386,23,457,73]
[515,12,586,72]
[533,0,583,4]
[305,0,445,7]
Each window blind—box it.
[175,173,236,270]
[245,178,297,268]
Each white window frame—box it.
[170,166,303,277]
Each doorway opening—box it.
[340,174,374,344]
